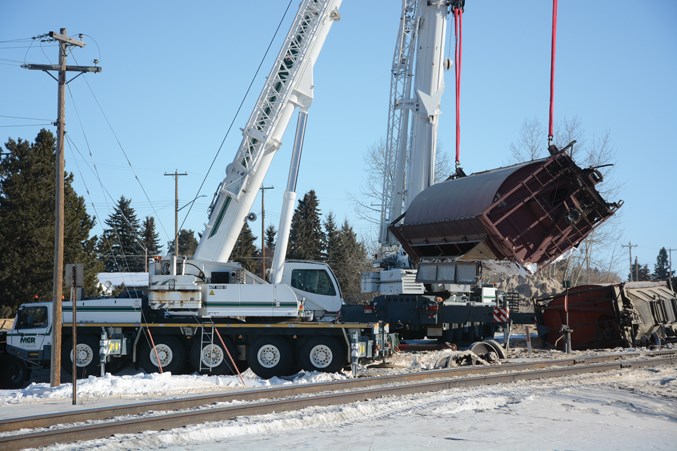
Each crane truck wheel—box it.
[298,337,345,373]
[62,335,100,378]
[247,336,293,379]
[190,335,240,375]
[140,335,187,375]
[0,355,30,389]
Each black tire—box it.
[190,335,240,375]
[139,335,187,375]
[298,336,346,373]
[236,358,250,373]
[62,335,100,378]
[0,355,30,389]
[246,336,293,379]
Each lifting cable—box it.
[452,1,464,170]
[548,0,559,145]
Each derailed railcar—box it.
[534,281,677,350]
[389,144,622,268]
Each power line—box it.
[68,51,171,242]
[0,114,52,121]
[0,123,52,128]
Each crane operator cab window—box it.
[16,305,48,330]
[291,269,337,296]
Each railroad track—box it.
[1,350,675,450]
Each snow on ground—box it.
[2,347,676,450]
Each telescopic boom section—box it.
[379,0,418,247]
[379,0,451,248]
[405,0,449,208]
[194,0,342,263]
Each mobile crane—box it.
[347,0,621,344]
[1,0,396,387]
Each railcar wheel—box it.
[299,337,345,373]
[483,339,507,360]
[140,335,186,374]
[468,340,503,363]
[62,335,100,377]
[247,336,293,379]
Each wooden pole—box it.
[164,171,187,258]
[23,29,100,387]
[50,28,68,387]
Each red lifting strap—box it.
[548,0,558,144]
[452,3,464,168]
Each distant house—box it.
[97,272,148,296]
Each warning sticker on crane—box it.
[493,306,509,323]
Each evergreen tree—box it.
[652,247,674,280]
[325,217,371,304]
[231,222,259,273]
[629,257,651,282]
[98,196,145,272]
[324,213,339,262]
[288,190,325,260]
[263,224,277,279]
[0,130,101,314]
[167,229,198,257]
[141,216,162,260]
[265,224,277,250]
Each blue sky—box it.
[1,1,675,276]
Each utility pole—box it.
[260,186,274,280]
[24,29,101,387]
[667,248,676,278]
[164,171,187,258]
[621,242,638,281]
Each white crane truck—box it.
[1,0,396,388]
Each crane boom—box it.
[379,0,451,250]
[194,0,342,263]
[406,0,449,205]
[379,0,419,247]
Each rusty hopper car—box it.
[389,144,622,268]
[534,281,677,350]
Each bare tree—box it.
[351,139,452,239]
[510,117,624,283]
[509,118,545,162]
[350,139,387,228]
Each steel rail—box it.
[2,349,670,433]
[1,352,675,450]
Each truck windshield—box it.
[291,269,337,296]
[16,306,48,329]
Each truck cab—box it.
[281,260,344,319]
[6,302,52,364]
